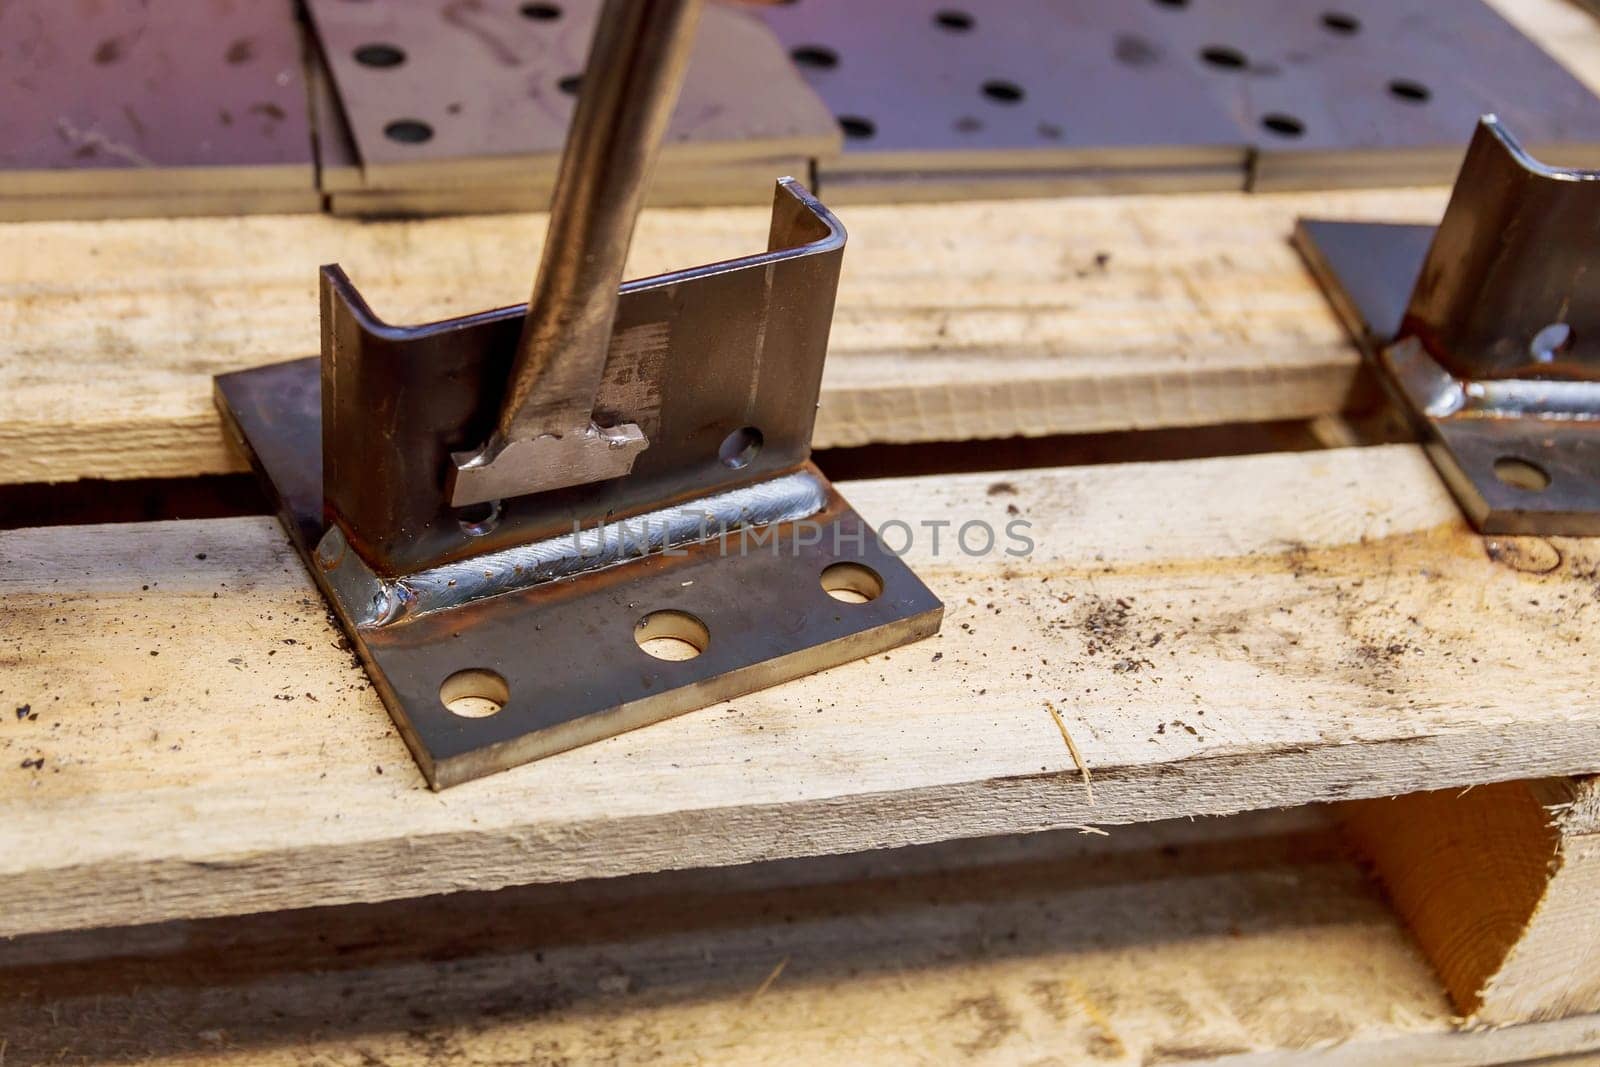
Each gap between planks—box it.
[5,810,1600,1066]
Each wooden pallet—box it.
[6,809,1600,1066]
[4,1,1600,1062]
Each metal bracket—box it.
[1295,117,1600,534]
[215,2,939,788]
[216,179,943,788]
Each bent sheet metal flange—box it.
[216,180,943,788]
[1294,117,1600,535]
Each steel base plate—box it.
[1295,219,1600,534]
[217,357,942,788]
[0,0,314,198]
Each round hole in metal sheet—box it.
[384,119,434,144]
[440,668,509,718]
[1151,0,1188,8]
[635,610,709,661]
[1260,113,1305,138]
[520,2,562,19]
[1493,456,1552,492]
[791,45,838,69]
[1321,11,1361,34]
[558,74,583,95]
[1530,322,1574,364]
[719,427,764,469]
[821,562,883,604]
[1200,45,1247,70]
[457,499,502,537]
[981,79,1024,104]
[934,10,975,31]
[354,43,406,68]
[1388,78,1431,104]
[839,115,876,139]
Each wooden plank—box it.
[1343,777,1600,1025]
[0,184,1445,486]
[4,444,1600,937]
[754,0,1246,182]
[5,810,1600,1066]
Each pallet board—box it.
[9,810,1600,1066]
[0,184,1449,488]
[4,444,1599,937]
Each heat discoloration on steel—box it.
[216,178,941,787]
[1296,118,1600,535]
[325,469,829,626]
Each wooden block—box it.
[4,445,1600,937]
[0,185,1452,486]
[1343,777,1600,1025]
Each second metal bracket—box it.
[1295,117,1600,535]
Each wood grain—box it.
[6,811,1600,1065]
[1344,778,1600,1025]
[4,445,1599,937]
[0,185,1444,486]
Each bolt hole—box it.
[1201,45,1247,70]
[718,426,763,469]
[981,79,1024,104]
[383,119,433,144]
[821,562,883,604]
[519,2,561,20]
[635,610,709,661]
[1388,78,1431,104]
[557,74,582,95]
[934,10,974,31]
[457,499,502,537]
[354,43,405,68]
[791,45,838,69]
[1151,0,1188,8]
[1530,322,1574,363]
[1493,457,1551,492]
[839,115,875,139]
[1260,113,1305,138]
[1321,11,1361,34]
[440,668,508,718]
